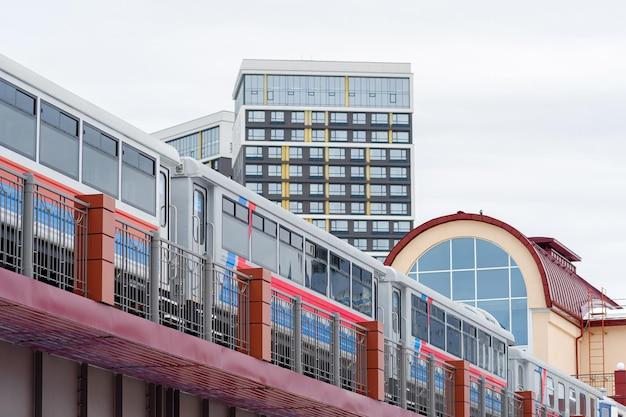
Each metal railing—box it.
[384,340,455,417]
[0,168,88,294]
[577,373,615,396]
[270,289,368,393]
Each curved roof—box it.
[385,211,618,323]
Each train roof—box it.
[176,157,389,274]
[0,53,180,166]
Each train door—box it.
[158,168,170,240]
[192,184,207,256]
[390,286,402,343]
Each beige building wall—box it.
[387,218,581,368]
[579,324,626,383]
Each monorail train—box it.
[3,51,626,417]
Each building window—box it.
[371,202,387,214]
[290,183,303,195]
[392,114,410,125]
[329,202,346,214]
[246,182,262,193]
[310,147,324,160]
[312,219,326,230]
[371,113,389,125]
[330,130,348,142]
[370,148,387,160]
[310,201,324,213]
[246,165,263,177]
[248,111,265,122]
[394,221,412,233]
[268,183,282,195]
[328,148,345,160]
[312,111,325,124]
[270,129,285,141]
[291,111,305,124]
[390,149,408,161]
[353,239,368,250]
[291,129,305,141]
[372,221,390,233]
[309,165,324,178]
[310,183,324,196]
[353,221,367,232]
[351,148,365,160]
[392,131,410,143]
[312,129,325,142]
[329,184,345,196]
[248,129,265,141]
[270,111,285,123]
[371,131,388,143]
[390,167,408,179]
[390,203,408,215]
[351,184,365,196]
[289,147,303,159]
[331,220,349,232]
[353,131,366,142]
[330,112,348,124]
[290,165,303,177]
[290,201,303,213]
[329,166,345,178]
[373,239,390,251]
[268,147,282,158]
[370,166,386,178]
[351,202,365,214]
[245,146,263,158]
[268,165,282,177]
[351,166,365,179]
[370,184,387,196]
[352,113,366,124]
[390,185,408,197]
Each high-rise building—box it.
[153,110,234,177]
[231,59,415,260]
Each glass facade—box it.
[166,126,221,160]
[409,238,529,346]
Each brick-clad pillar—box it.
[75,194,116,305]
[519,391,536,417]
[448,359,470,417]
[357,320,384,401]
[614,369,626,406]
[238,267,272,362]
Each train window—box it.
[0,77,37,158]
[516,364,525,391]
[462,322,477,364]
[446,314,462,357]
[411,295,428,341]
[251,212,277,271]
[533,370,542,403]
[546,376,555,407]
[391,288,401,335]
[430,305,445,351]
[493,338,507,378]
[569,388,577,415]
[590,397,596,417]
[304,240,327,295]
[222,197,249,258]
[558,383,565,412]
[83,123,119,197]
[40,101,79,179]
[352,265,372,316]
[193,189,205,245]
[477,330,491,372]
[580,393,586,416]
[158,171,167,229]
[330,253,350,307]
[121,143,156,215]
[278,227,304,284]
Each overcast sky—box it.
[2,0,625,300]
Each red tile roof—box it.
[385,211,618,323]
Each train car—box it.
[0,52,181,309]
[598,391,626,417]
[509,346,603,417]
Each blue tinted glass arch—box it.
[418,241,450,271]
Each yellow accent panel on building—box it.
[263,74,268,105]
[282,182,287,198]
[282,201,289,210]
[305,128,311,142]
[366,201,370,215]
[388,130,392,144]
[345,76,349,106]
[283,146,288,161]
[305,110,312,125]
[282,163,288,179]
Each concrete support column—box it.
[75,194,116,305]
[519,391,536,417]
[448,359,471,417]
[357,320,385,401]
[238,267,271,362]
